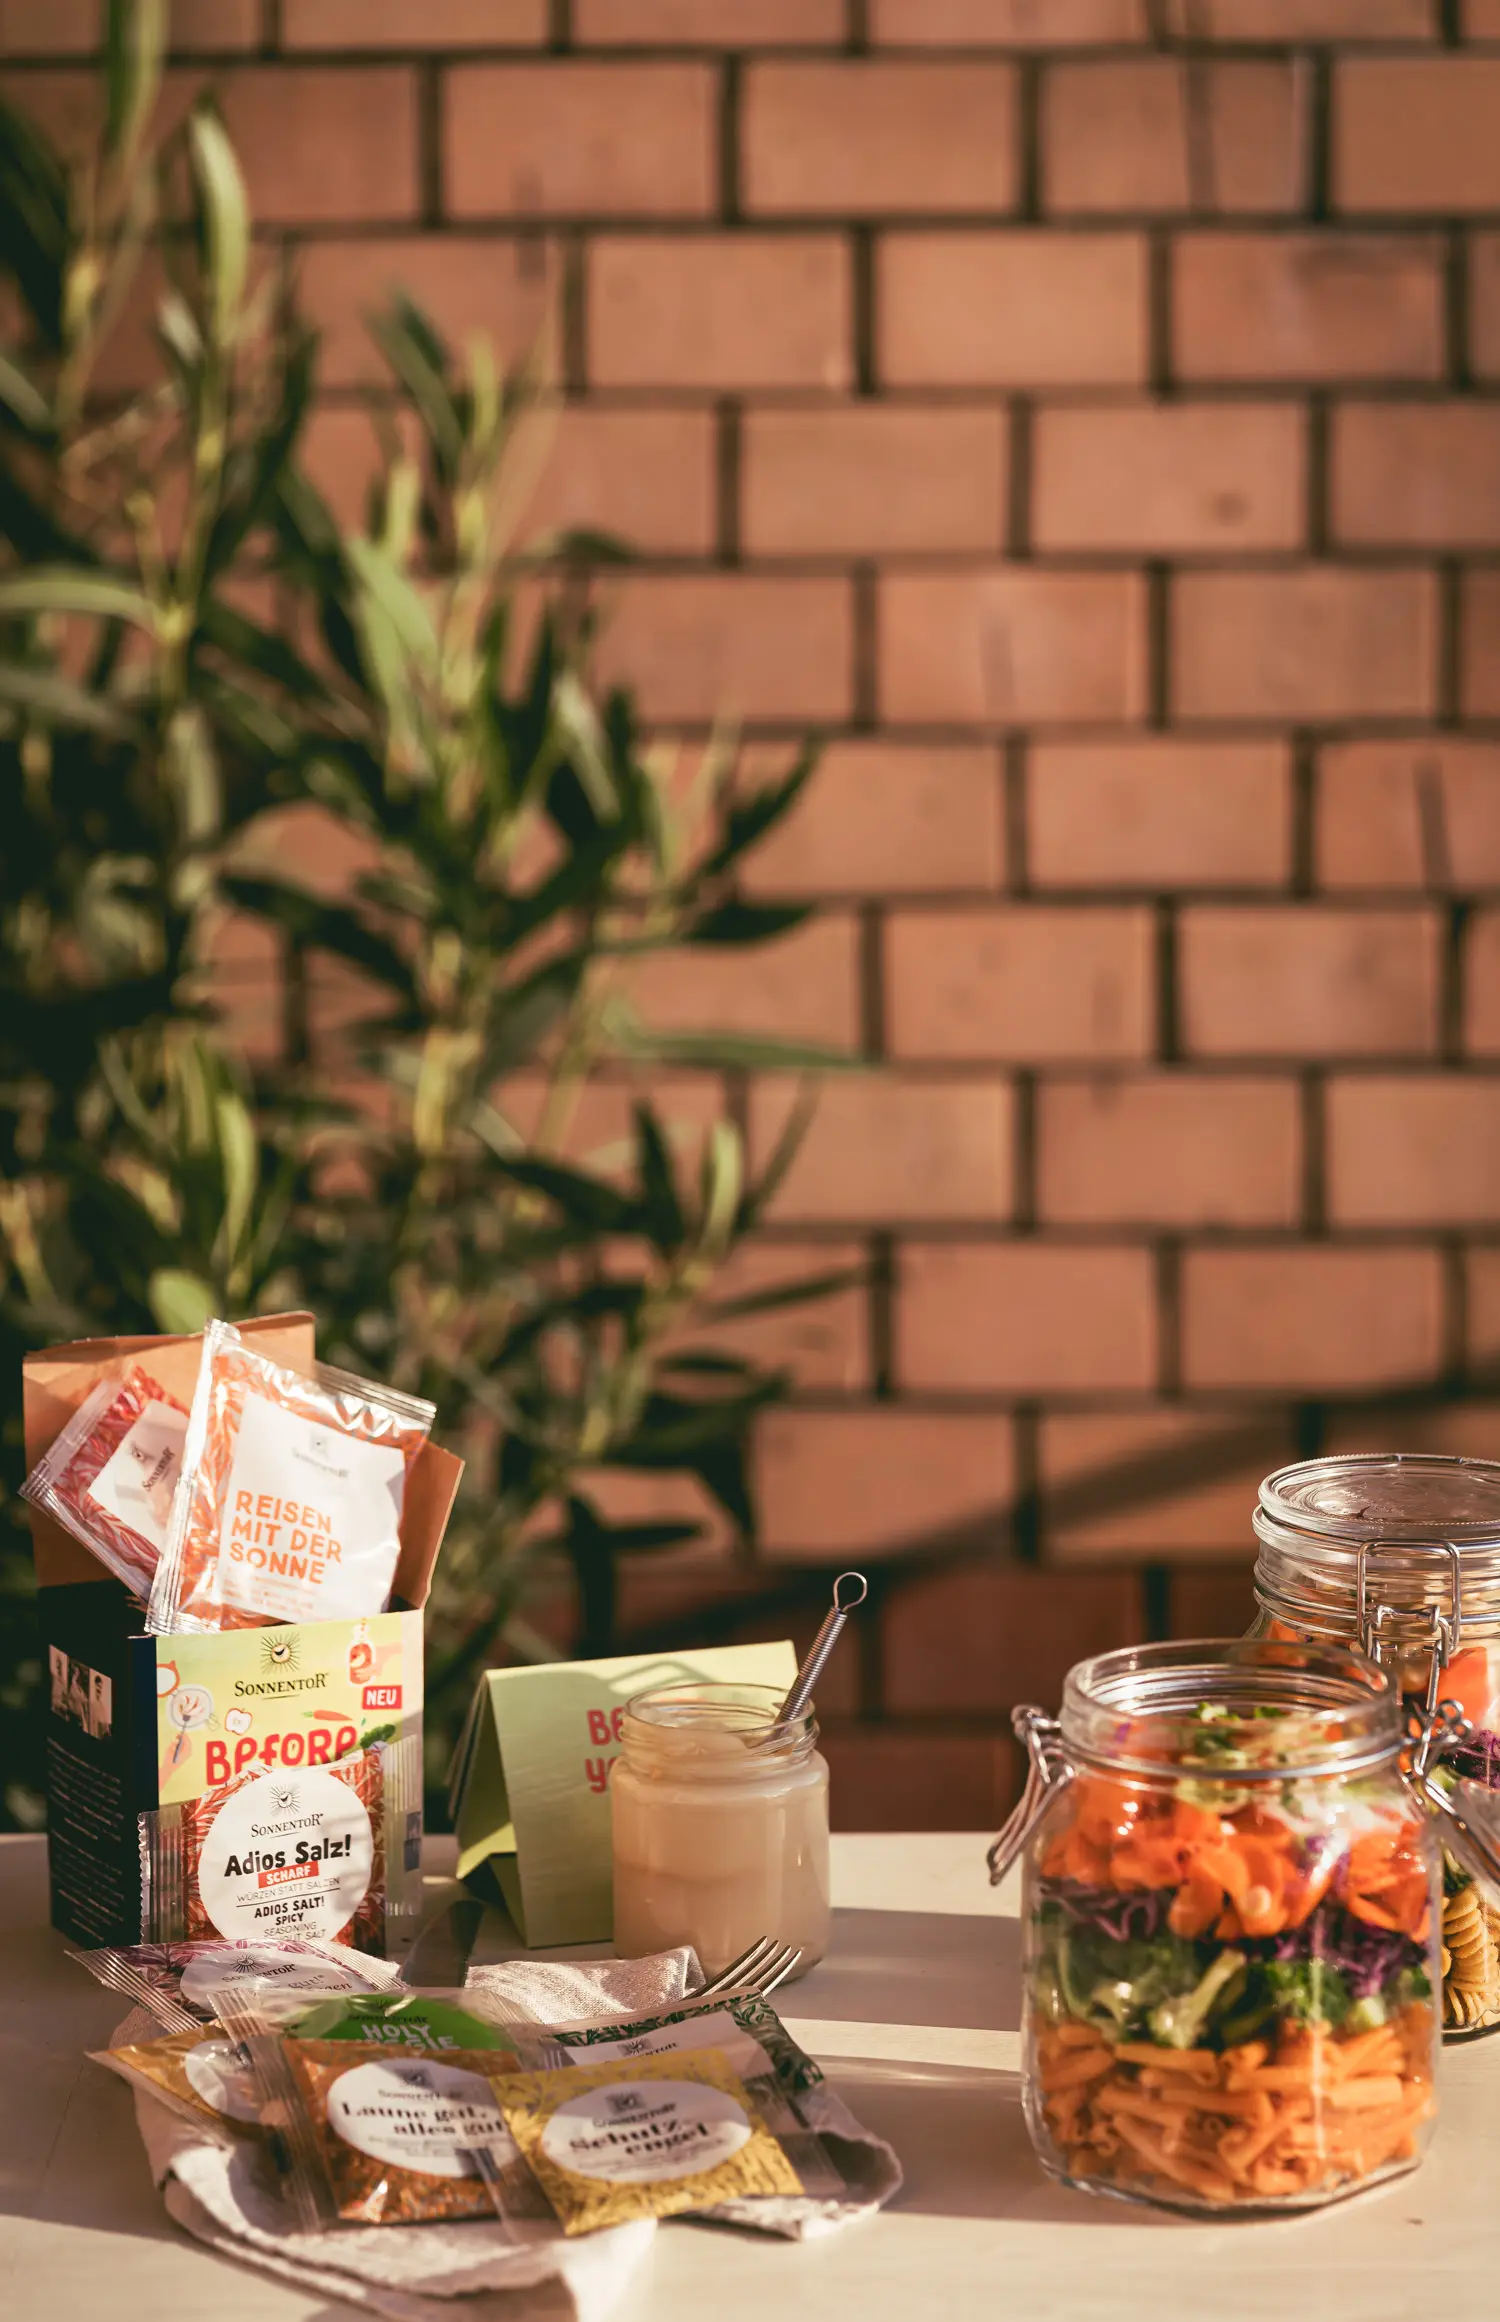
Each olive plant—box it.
[0,2,848,1818]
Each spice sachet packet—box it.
[211,1979,519,2058]
[493,2048,804,2237]
[140,1732,420,1955]
[267,2037,534,2230]
[23,1366,190,1600]
[147,1319,436,1634]
[90,2023,264,2139]
[66,1934,405,2033]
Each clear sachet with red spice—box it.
[22,1365,190,1601]
[147,1319,436,1634]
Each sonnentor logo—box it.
[604,2089,648,2117]
[270,1781,297,1812]
[295,1429,351,1481]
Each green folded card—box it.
[447,1640,798,1948]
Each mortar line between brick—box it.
[852,562,878,731]
[1157,1243,1182,1399]
[1290,732,1315,894]
[846,0,870,51]
[852,225,876,399]
[561,233,587,394]
[259,0,280,54]
[1154,898,1179,1064]
[858,898,886,1060]
[1013,1070,1037,1236]
[1013,1406,1041,1566]
[416,61,444,230]
[1307,49,1332,226]
[1440,0,1462,41]
[715,401,741,567]
[869,1231,896,1405]
[1017,57,1041,224]
[1146,563,1171,729]
[1441,901,1470,1066]
[549,0,572,49]
[1142,1564,1172,1645]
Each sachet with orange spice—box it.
[147,1320,435,1633]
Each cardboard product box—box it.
[24,1316,462,1950]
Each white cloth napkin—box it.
[461,1947,701,2027]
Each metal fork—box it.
[696,1934,803,1997]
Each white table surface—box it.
[0,1827,1492,2320]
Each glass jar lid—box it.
[1254,1453,1500,1646]
[1060,1636,1401,1782]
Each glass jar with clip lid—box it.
[988,1637,1500,2214]
[1247,1453,1500,2037]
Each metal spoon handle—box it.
[771,1571,868,1734]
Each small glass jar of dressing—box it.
[611,1681,830,1980]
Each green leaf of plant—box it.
[211,1088,258,1278]
[633,1101,685,1255]
[347,535,439,675]
[0,349,49,433]
[610,1022,858,1074]
[0,565,156,628]
[104,0,167,168]
[697,737,820,884]
[219,874,418,1001]
[685,898,812,947]
[188,106,250,344]
[487,1152,648,1236]
[702,1265,866,1325]
[148,1266,216,1335]
[552,666,618,823]
[0,664,132,735]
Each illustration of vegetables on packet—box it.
[147,1319,436,1633]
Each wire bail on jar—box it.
[987,1706,1072,1886]
[1356,1537,1466,1720]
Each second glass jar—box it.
[611,1681,830,1978]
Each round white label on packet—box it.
[540,2081,752,2186]
[179,1944,374,2011]
[327,2058,510,2179]
[195,1767,373,1943]
[183,2036,262,2124]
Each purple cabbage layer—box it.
[1039,1876,1426,1998]
[1443,1723,1500,1787]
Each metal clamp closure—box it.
[987,1705,1072,1886]
[1356,1539,1465,1719]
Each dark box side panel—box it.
[40,1582,156,1947]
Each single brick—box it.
[0,0,257,45]
[1180,906,1441,1058]
[1467,910,1500,1055]
[1041,1410,1291,1563]
[1174,232,1445,385]
[1337,57,1500,214]
[1169,1566,1259,1637]
[446,64,715,219]
[691,1237,869,1394]
[1173,569,1438,722]
[526,405,718,555]
[883,1566,1142,1716]
[878,232,1148,389]
[217,69,418,225]
[295,236,559,392]
[1038,1074,1302,1228]
[1327,1077,1500,1226]
[757,1409,1013,1559]
[871,0,1147,39]
[629,912,860,1047]
[1326,1397,1500,1465]
[589,235,851,390]
[1182,1246,1444,1392]
[302,400,717,553]
[1032,402,1304,555]
[744,61,1017,218]
[742,405,1005,559]
[1189,0,1433,29]
[898,1241,1158,1394]
[742,740,1006,898]
[593,573,853,723]
[282,0,546,42]
[201,907,284,1067]
[749,1073,1014,1224]
[502,1069,723,1169]
[879,570,1148,726]
[1461,571,1500,723]
[1333,404,1500,549]
[1044,60,1304,217]
[1317,741,1500,891]
[887,906,1155,1063]
[1029,739,1292,890]
[819,1724,1018,1835]
[575,0,845,36]
[1468,0,1500,28]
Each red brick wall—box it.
[12,0,1500,1830]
